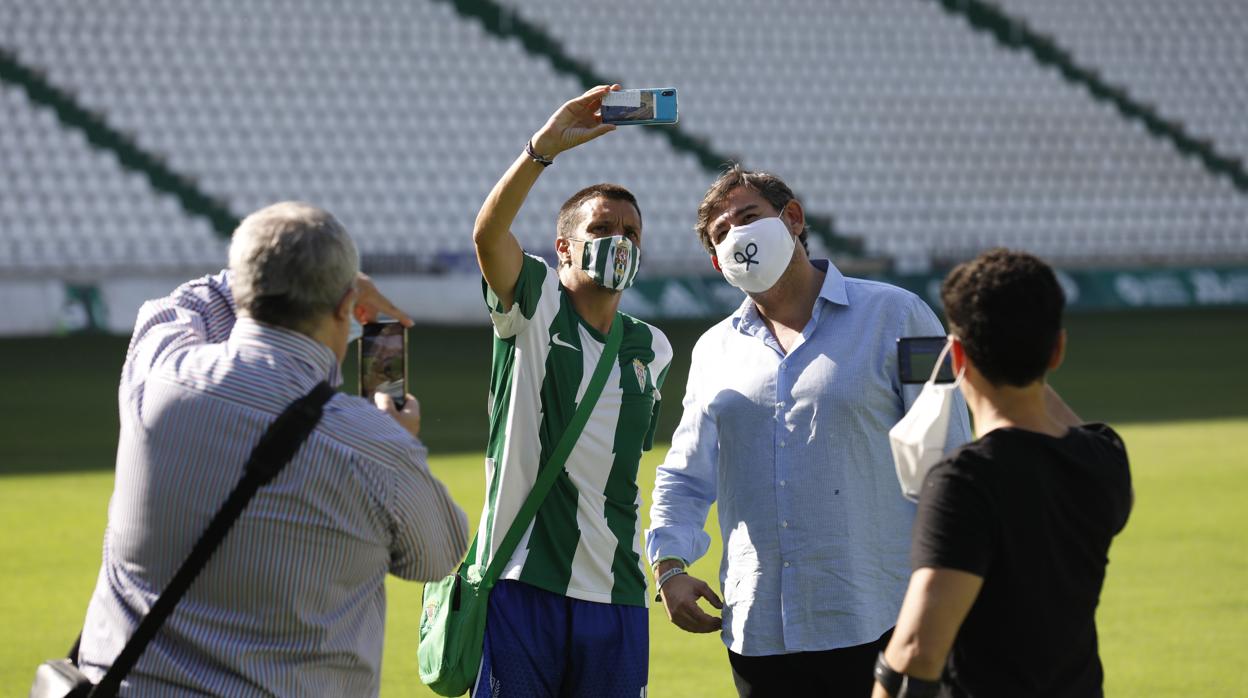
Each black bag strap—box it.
[88,382,337,698]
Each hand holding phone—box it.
[600,88,679,125]
[531,85,622,159]
[375,392,421,438]
[359,321,408,410]
[897,336,955,384]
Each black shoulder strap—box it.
[88,382,336,697]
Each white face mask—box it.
[888,339,967,502]
[714,216,795,294]
[571,235,640,291]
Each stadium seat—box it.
[1,0,1245,281]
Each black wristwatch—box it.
[874,651,941,698]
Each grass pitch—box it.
[2,307,1247,694]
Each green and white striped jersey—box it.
[475,253,672,607]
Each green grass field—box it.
[3,307,1248,694]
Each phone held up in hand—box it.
[359,321,408,410]
[897,336,955,385]
[601,88,679,125]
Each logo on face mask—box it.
[614,240,630,280]
[734,242,759,270]
[714,216,795,294]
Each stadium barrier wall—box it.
[3,266,1248,336]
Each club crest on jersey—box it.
[632,358,648,391]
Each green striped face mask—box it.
[575,235,640,291]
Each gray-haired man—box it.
[77,202,469,695]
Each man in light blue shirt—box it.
[647,166,971,696]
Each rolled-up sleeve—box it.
[386,440,470,581]
[646,342,718,567]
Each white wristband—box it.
[655,566,687,602]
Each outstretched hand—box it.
[659,571,724,634]
[352,272,414,327]
[530,84,620,159]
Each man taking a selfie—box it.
[76,202,469,695]
[873,249,1132,698]
[467,85,673,696]
[647,166,971,696]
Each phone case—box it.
[601,88,679,125]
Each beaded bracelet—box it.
[525,140,554,167]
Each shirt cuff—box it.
[645,525,711,569]
[650,555,687,570]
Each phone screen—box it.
[898,336,955,384]
[359,322,407,409]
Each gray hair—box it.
[228,201,359,332]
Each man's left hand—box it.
[353,272,413,327]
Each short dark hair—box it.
[695,164,809,255]
[556,183,641,239]
[941,248,1065,387]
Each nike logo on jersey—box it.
[550,332,579,351]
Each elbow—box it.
[471,223,488,248]
[431,512,471,579]
[472,212,500,249]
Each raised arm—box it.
[123,270,238,393]
[473,85,619,309]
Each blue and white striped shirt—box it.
[79,270,469,696]
[647,260,972,656]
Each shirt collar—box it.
[812,259,850,307]
[229,317,343,387]
[730,258,849,335]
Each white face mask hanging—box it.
[888,338,966,502]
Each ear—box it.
[950,336,967,375]
[337,287,358,323]
[710,254,721,272]
[555,236,572,266]
[778,198,805,237]
[1048,329,1067,371]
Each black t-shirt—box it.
[912,423,1132,698]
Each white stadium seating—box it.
[0,0,1245,282]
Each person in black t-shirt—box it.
[873,249,1132,698]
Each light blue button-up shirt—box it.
[647,260,971,655]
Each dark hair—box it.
[941,248,1065,387]
[694,164,809,255]
[556,183,641,239]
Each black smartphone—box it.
[359,322,407,410]
[897,336,955,384]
